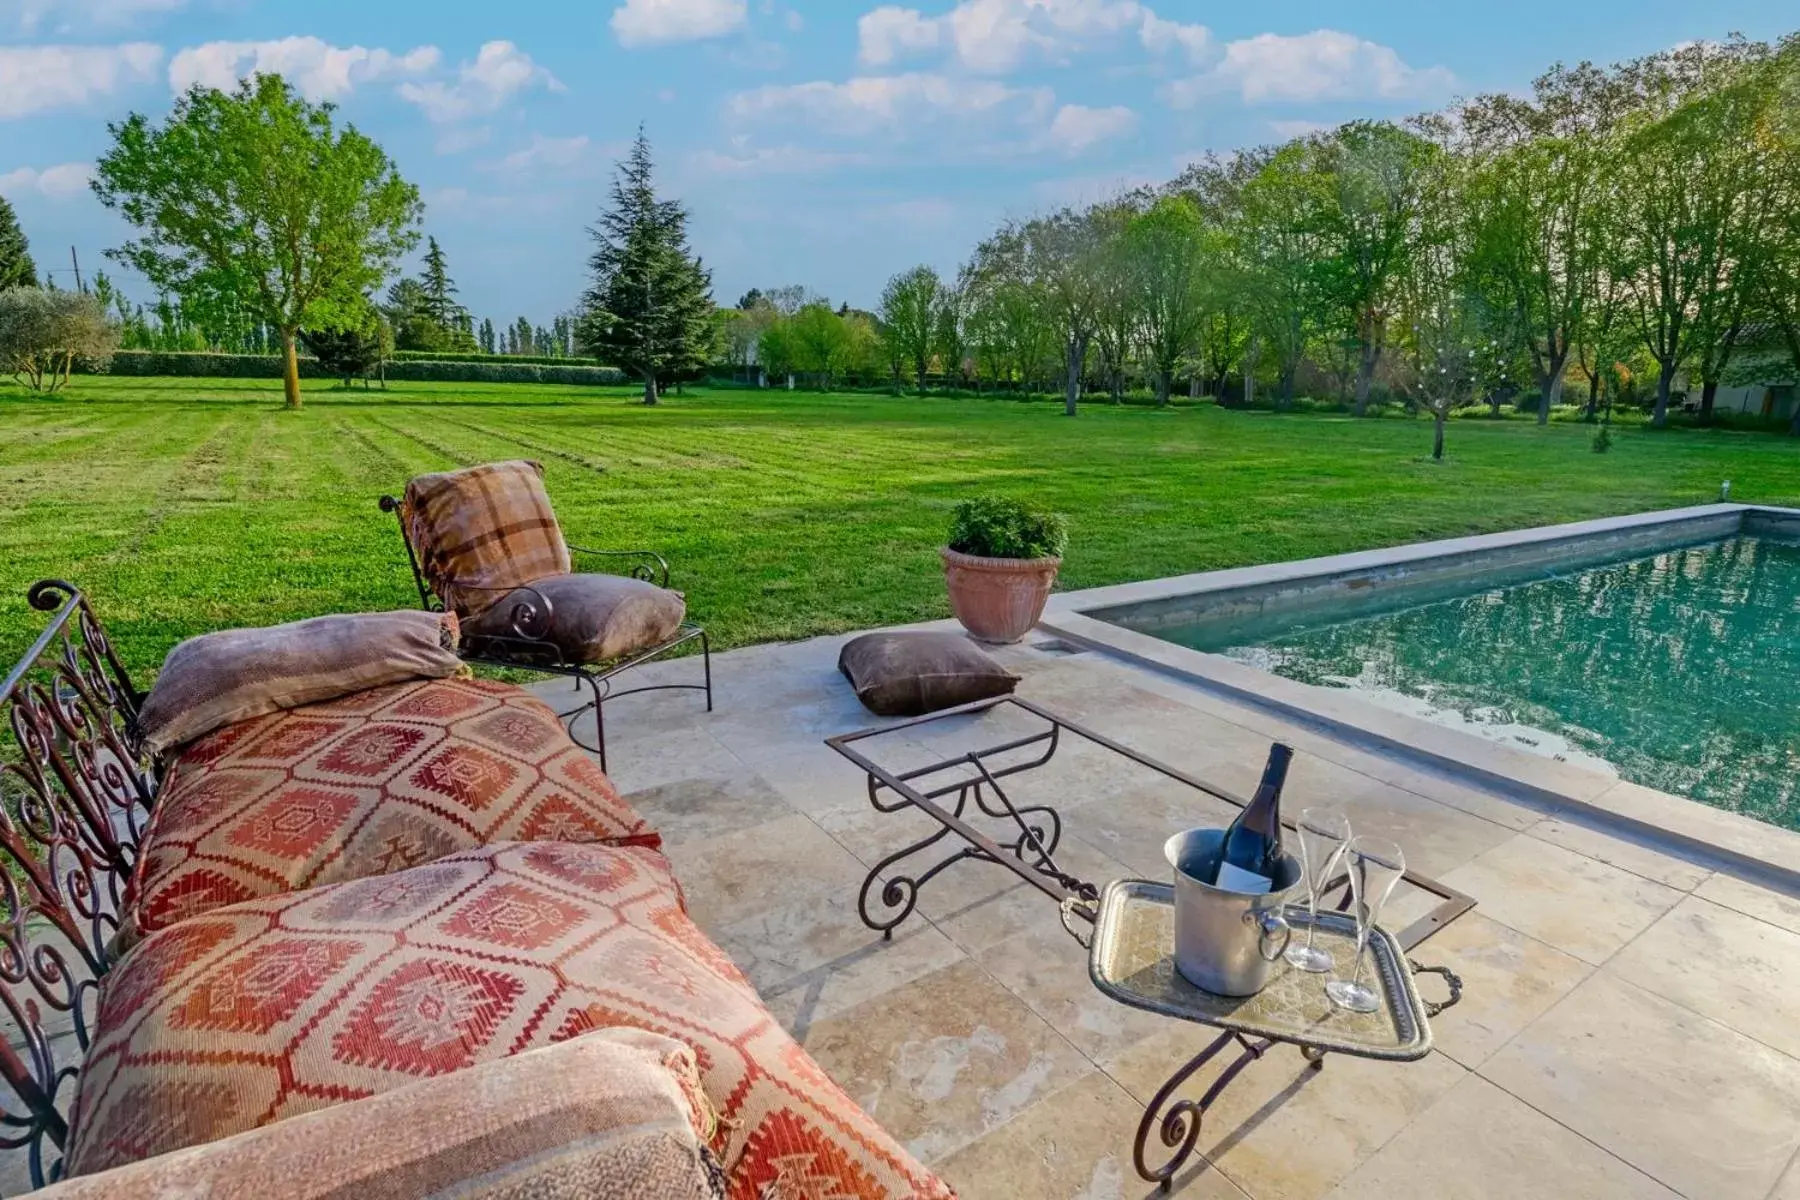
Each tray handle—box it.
[1407,959,1464,1018]
[1060,893,1099,948]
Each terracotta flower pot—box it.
[940,547,1062,644]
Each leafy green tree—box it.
[0,287,120,393]
[1022,208,1111,416]
[92,74,422,409]
[478,316,496,354]
[578,131,714,405]
[0,196,36,291]
[788,302,853,385]
[878,265,943,390]
[1313,121,1436,415]
[513,316,534,356]
[1234,142,1332,409]
[1125,197,1210,407]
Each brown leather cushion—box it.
[464,573,687,664]
[136,610,463,756]
[838,631,1020,716]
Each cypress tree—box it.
[0,195,38,290]
[579,130,713,404]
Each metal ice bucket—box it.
[1163,828,1303,997]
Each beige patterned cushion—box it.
[44,1030,723,1199]
[136,610,463,756]
[125,677,658,941]
[403,461,572,619]
[464,573,688,663]
[70,842,952,1199]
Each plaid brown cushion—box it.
[403,461,572,619]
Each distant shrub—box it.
[0,288,119,392]
[948,495,1069,560]
[89,350,624,386]
[1592,424,1614,453]
[390,349,604,367]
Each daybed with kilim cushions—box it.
[0,582,952,1199]
[380,459,713,772]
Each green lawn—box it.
[3,374,1797,681]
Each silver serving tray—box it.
[1088,879,1434,1061]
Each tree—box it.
[578,130,714,405]
[92,74,422,409]
[787,302,853,385]
[878,265,942,390]
[0,196,36,291]
[1125,197,1210,407]
[1314,121,1436,416]
[1388,158,1495,460]
[478,316,496,354]
[415,236,475,351]
[513,316,534,356]
[0,287,120,393]
[302,307,391,388]
[1234,143,1332,409]
[1021,208,1110,416]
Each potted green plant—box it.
[941,496,1069,643]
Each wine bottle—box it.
[1214,743,1294,894]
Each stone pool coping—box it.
[1039,503,1800,891]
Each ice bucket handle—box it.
[1247,908,1292,962]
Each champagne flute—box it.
[1325,837,1405,1015]
[1284,806,1352,973]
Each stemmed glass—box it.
[1284,806,1352,973]
[1325,836,1406,1015]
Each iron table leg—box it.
[1134,1034,1326,1192]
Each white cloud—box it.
[0,43,162,119]
[3,0,184,35]
[729,72,1051,137]
[611,0,748,47]
[0,162,95,198]
[1139,12,1209,61]
[1046,103,1136,155]
[1166,30,1454,106]
[690,144,874,175]
[856,0,1152,74]
[490,133,596,172]
[859,7,943,67]
[169,37,438,102]
[397,41,561,122]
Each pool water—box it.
[1178,537,1800,830]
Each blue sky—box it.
[2,0,1794,326]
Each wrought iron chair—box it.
[378,495,712,772]
[0,581,156,1188]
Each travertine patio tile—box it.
[914,835,1137,954]
[1101,1026,1465,1200]
[587,720,745,793]
[660,811,868,930]
[1414,912,1590,1070]
[618,771,793,846]
[1440,835,1683,965]
[797,959,1094,1165]
[744,741,888,819]
[936,1069,1251,1199]
[1314,767,1516,880]
[1696,872,1800,936]
[975,918,1171,1061]
[1326,1074,1679,1200]
[1064,779,1241,879]
[1774,1151,1800,1200]
[1606,894,1800,1060]
[1481,972,1800,1200]
[715,899,968,1037]
[1525,816,1712,891]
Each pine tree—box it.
[578,130,714,404]
[419,237,461,327]
[0,195,38,290]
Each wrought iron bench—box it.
[378,495,712,772]
[0,582,153,1189]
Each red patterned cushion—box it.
[125,677,658,938]
[69,843,950,1199]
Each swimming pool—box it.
[1140,534,1800,830]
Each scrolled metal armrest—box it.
[441,579,558,644]
[567,544,672,589]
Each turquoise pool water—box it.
[1171,537,1800,830]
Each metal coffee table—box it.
[826,696,1471,1191]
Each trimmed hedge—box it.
[390,349,603,367]
[89,350,625,386]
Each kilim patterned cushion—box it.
[125,676,659,940]
[68,843,952,1200]
[402,460,572,619]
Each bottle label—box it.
[1214,861,1274,895]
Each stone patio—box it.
[568,628,1800,1200]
